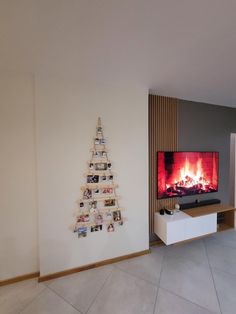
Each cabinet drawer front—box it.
[167,221,186,244]
[201,213,217,234]
[185,214,216,239]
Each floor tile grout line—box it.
[85,267,114,314]
[114,264,159,287]
[158,240,223,314]
[112,247,167,287]
[203,238,223,314]
[152,247,168,314]
[46,265,115,314]
[18,283,48,314]
[159,286,218,314]
[164,239,211,265]
[46,285,82,314]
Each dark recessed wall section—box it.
[178,100,236,204]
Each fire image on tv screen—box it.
[157,152,219,199]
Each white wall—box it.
[0,72,38,280]
[35,75,149,276]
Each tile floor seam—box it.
[46,285,82,314]
[152,247,167,314]
[164,241,210,267]
[203,238,223,314]
[84,267,114,314]
[113,263,159,287]
[18,283,48,314]
[159,286,219,314]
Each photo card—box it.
[95,163,107,171]
[83,188,92,199]
[113,210,122,222]
[91,225,103,232]
[78,227,87,238]
[94,138,100,145]
[101,175,107,182]
[97,126,102,133]
[108,175,113,181]
[77,214,90,223]
[95,213,103,225]
[107,223,115,232]
[89,200,97,209]
[94,151,101,158]
[94,188,100,195]
[87,175,99,183]
[79,202,84,208]
[107,163,112,169]
[104,199,116,207]
[100,138,106,145]
[102,188,113,194]
[89,163,94,170]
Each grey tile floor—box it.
[1,230,236,314]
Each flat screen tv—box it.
[157,152,219,199]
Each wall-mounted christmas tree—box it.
[71,117,125,238]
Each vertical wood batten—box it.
[148,95,178,236]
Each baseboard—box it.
[0,272,40,287]
[149,239,163,247]
[38,249,150,282]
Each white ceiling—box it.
[1,0,236,107]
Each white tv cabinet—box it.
[154,204,235,245]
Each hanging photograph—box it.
[97,126,102,133]
[107,223,115,232]
[78,227,87,238]
[107,163,112,169]
[89,163,94,170]
[104,199,116,207]
[100,138,106,145]
[89,200,97,209]
[108,175,113,181]
[87,175,99,183]
[95,163,107,171]
[102,188,113,194]
[94,138,100,145]
[83,188,92,199]
[102,151,107,157]
[95,214,103,225]
[94,151,100,158]
[94,188,100,195]
[113,210,122,222]
[79,202,84,208]
[101,175,107,182]
[77,214,90,223]
[91,225,103,232]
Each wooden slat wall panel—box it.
[149,95,178,236]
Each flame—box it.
[172,158,210,191]
[158,152,218,199]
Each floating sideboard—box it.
[154,204,235,245]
